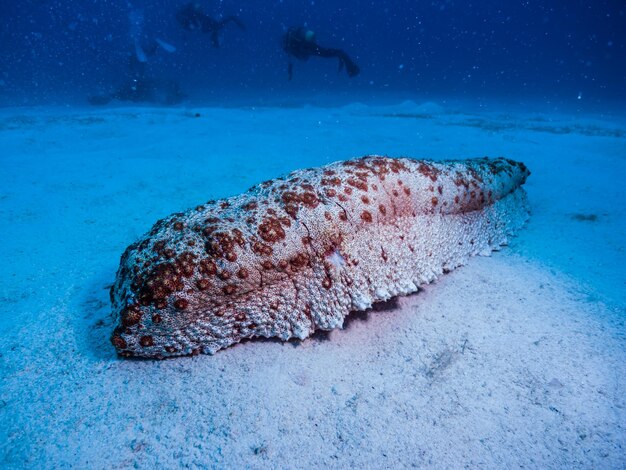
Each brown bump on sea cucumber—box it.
[302,192,319,208]
[122,307,142,327]
[111,335,127,350]
[199,259,217,275]
[196,278,210,290]
[347,178,368,191]
[174,298,189,310]
[290,252,309,269]
[217,271,231,281]
[285,204,298,218]
[361,211,373,223]
[202,226,217,237]
[140,335,154,347]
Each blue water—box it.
[1,1,624,109]
[1,3,626,468]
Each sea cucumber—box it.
[110,156,530,358]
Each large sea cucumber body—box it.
[110,156,530,358]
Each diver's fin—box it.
[155,38,176,53]
[224,16,246,30]
[134,39,147,63]
[345,59,360,77]
[337,51,360,77]
[233,17,246,30]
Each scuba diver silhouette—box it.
[176,3,246,47]
[282,27,360,80]
[129,8,176,65]
[87,8,183,106]
[88,78,185,106]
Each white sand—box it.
[0,103,624,468]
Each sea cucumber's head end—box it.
[515,159,530,180]
[110,325,132,357]
[502,157,530,182]
[109,299,173,359]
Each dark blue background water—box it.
[1,0,624,109]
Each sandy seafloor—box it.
[0,101,625,469]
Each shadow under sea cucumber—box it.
[110,155,530,358]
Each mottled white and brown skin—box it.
[111,156,530,358]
